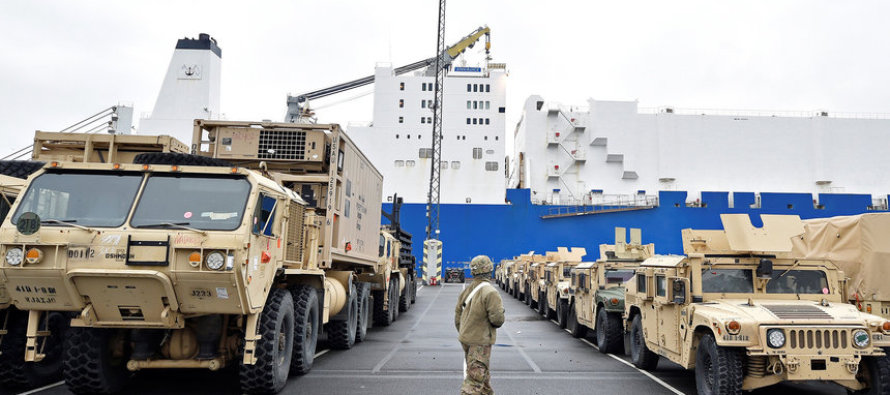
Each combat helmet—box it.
[470,255,494,276]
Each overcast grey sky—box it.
[2,1,889,158]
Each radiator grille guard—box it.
[257,129,306,160]
[788,328,850,350]
[285,204,306,262]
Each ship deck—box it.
[9,283,851,395]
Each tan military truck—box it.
[567,229,653,353]
[624,214,890,394]
[540,247,586,319]
[0,120,400,394]
[495,259,510,290]
[526,257,549,309]
[510,253,532,300]
[791,213,890,320]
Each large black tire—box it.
[0,309,67,388]
[62,327,129,394]
[595,308,624,354]
[133,152,232,167]
[240,288,295,394]
[537,291,547,316]
[327,283,358,350]
[372,289,392,327]
[630,315,659,371]
[399,276,410,313]
[410,276,417,304]
[355,283,371,343]
[567,303,587,338]
[556,299,569,329]
[694,333,744,395]
[854,354,890,395]
[390,277,400,322]
[0,160,45,179]
[290,285,319,375]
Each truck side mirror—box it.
[756,259,773,279]
[672,279,687,304]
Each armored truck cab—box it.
[0,121,388,394]
[541,247,586,321]
[624,215,890,394]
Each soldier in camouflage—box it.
[455,255,505,395]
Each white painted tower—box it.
[139,33,221,145]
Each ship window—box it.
[441,161,448,169]
[456,136,460,141]
[485,161,499,171]
[486,84,490,92]
[467,101,471,109]
[484,136,488,141]
[407,135,411,139]
[394,160,404,167]
[400,82,404,91]
[417,134,421,139]
[472,119,478,125]
[451,161,461,169]
[462,136,466,140]
[398,117,403,124]
[499,107,506,113]
[395,134,399,139]
[467,84,471,92]
[419,148,432,158]
[421,100,426,109]
[656,275,666,297]
[421,118,426,124]
[495,136,499,141]
[427,117,432,124]
[406,160,416,167]
[428,100,433,108]
[473,101,478,110]
[399,99,404,108]
[486,101,490,110]
[485,118,490,125]
[486,149,494,154]
[473,148,483,159]
[466,118,471,125]
[473,84,478,92]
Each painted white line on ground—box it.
[503,327,542,373]
[314,349,330,359]
[16,380,64,395]
[371,283,445,373]
[578,336,685,395]
[418,285,424,292]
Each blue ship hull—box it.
[384,189,889,277]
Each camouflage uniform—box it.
[455,255,504,395]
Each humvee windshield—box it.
[12,172,143,227]
[702,269,754,293]
[766,270,829,294]
[132,174,251,231]
[605,269,635,284]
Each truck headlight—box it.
[767,328,786,348]
[853,329,871,348]
[5,248,23,266]
[205,251,225,271]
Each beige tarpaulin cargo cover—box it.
[791,213,890,301]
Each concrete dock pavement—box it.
[6,282,853,394]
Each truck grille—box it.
[258,129,306,160]
[285,203,305,263]
[788,328,849,350]
[763,304,833,320]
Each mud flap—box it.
[242,312,261,365]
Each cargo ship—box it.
[31,33,890,276]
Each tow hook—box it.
[846,359,859,374]
[783,357,798,374]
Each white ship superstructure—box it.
[510,96,890,205]
[350,62,507,205]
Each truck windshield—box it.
[766,270,829,294]
[131,174,250,231]
[12,172,143,227]
[702,269,754,293]
[604,269,635,284]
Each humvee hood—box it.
[700,299,873,324]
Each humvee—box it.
[567,228,653,353]
[0,121,405,394]
[624,215,890,394]
[540,247,586,321]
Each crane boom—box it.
[284,26,490,122]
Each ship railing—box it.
[869,198,889,211]
[638,107,890,120]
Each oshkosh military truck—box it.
[567,229,652,353]
[624,215,890,394]
[540,247,586,321]
[0,120,403,394]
